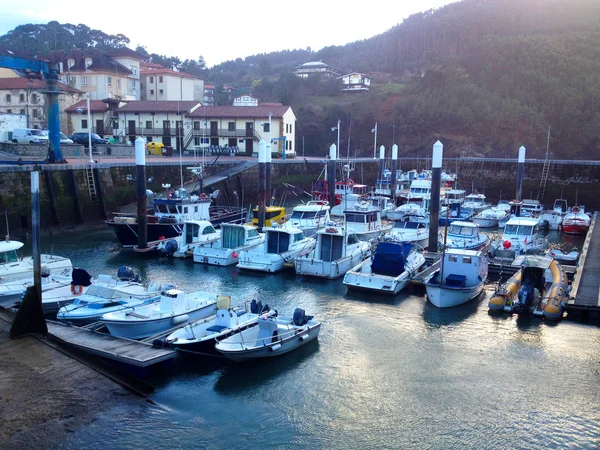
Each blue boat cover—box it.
[371,242,414,277]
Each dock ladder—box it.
[86,166,98,202]
[538,158,551,201]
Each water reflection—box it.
[421,291,486,327]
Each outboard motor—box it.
[514,283,535,315]
[117,266,136,281]
[160,283,176,294]
[161,240,178,257]
[71,268,92,287]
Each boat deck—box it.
[46,320,177,367]
[569,212,600,307]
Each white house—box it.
[140,65,204,102]
[0,112,27,142]
[338,73,371,91]
[293,61,340,79]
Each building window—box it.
[19,93,25,102]
[201,137,209,144]
[263,123,270,132]
[6,109,11,114]
[117,79,121,89]
[193,121,200,130]
[71,76,77,85]
[145,121,152,129]
[31,93,38,103]
[159,76,163,83]
[32,109,38,118]
[5,94,10,103]
[194,137,200,145]
[82,119,88,129]
[159,89,164,96]
[112,119,118,129]
[228,122,235,131]
[83,76,88,86]
[150,89,154,95]
[149,76,154,84]
[20,109,25,114]
[107,76,112,87]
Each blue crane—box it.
[0,55,65,163]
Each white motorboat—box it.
[215,308,321,362]
[193,223,264,266]
[237,224,316,273]
[295,226,372,279]
[387,215,429,248]
[162,297,271,353]
[57,274,171,325]
[281,200,330,237]
[0,238,72,284]
[442,221,489,251]
[387,203,427,221]
[562,206,591,235]
[538,199,568,231]
[343,241,426,295]
[473,207,510,228]
[101,289,218,339]
[463,193,492,214]
[343,201,392,242]
[156,220,220,258]
[521,199,544,216]
[0,272,72,306]
[367,195,395,219]
[424,249,488,308]
[489,216,548,261]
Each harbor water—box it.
[33,228,599,449]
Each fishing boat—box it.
[250,206,287,228]
[281,200,330,237]
[161,297,271,353]
[424,249,488,308]
[237,224,316,273]
[106,187,245,248]
[488,255,569,320]
[343,241,426,295]
[489,217,548,260]
[343,201,392,241]
[193,223,264,266]
[295,226,372,279]
[442,221,489,251]
[215,308,321,362]
[562,206,591,235]
[0,237,72,284]
[387,215,429,248]
[56,270,172,325]
[472,207,510,228]
[101,289,218,339]
[156,220,220,258]
[521,199,544,216]
[463,193,491,214]
[439,203,473,226]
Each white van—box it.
[12,128,49,144]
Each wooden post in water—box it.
[391,144,398,202]
[328,144,337,207]
[258,140,267,228]
[266,141,272,207]
[516,146,526,201]
[135,137,147,250]
[428,141,443,252]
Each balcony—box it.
[190,128,256,138]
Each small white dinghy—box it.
[101,289,218,340]
[215,308,321,362]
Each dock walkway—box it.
[569,212,600,307]
[46,320,177,368]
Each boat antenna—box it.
[4,210,9,241]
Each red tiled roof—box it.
[0,77,82,93]
[140,61,164,69]
[140,68,201,80]
[64,100,109,113]
[117,101,201,113]
[187,105,290,119]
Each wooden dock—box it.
[568,212,600,322]
[46,320,177,368]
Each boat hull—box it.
[425,282,484,308]
[562,223,589,235]
[295,253,370,279]
[472,217,498,228]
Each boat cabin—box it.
[443,189,466,205]
[265,227,306,254]
[153,190,211,223]
[251,206,286,227]
[448,222,479,237]
[344,202,382,231]
[315,228,360,262]
[0,240,23,264]
[521,199,544,215]
[503,218,542,240]
[221,224,261,249]
[183,220,218,245]
[439,249,487,287]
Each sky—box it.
[0,0,457,67]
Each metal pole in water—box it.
[31,171,41,301]
[516,146,526,202]
[391,144,398,202]
[266,142,272,207]
[258,140,267,228]
[135,137,147,249]
[328,144,337,208]
[379,145,386,187]
[428,141,443,252]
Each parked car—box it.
[12,128,49,144]
[60,132,73,144]
[70,132,109,146]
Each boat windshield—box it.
[393,221,421,229]
[291,211,317,220]
[155,204,179,214]
[0,250,18,264]
[505,224,533,235]
[449,225,474,236]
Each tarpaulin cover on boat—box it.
[371,242,414,277]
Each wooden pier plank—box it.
[46,321,177,367]
[570,212,600,307]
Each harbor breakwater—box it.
[0,156,598,236]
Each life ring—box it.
[572,206,580,214]
[325,227,338,233]
[70,285,84,296]
[200,193,207,199]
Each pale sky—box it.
[0,0,457,67]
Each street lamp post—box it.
[372,122,378,159]
[331,120,340,160]
[77,96,94,164]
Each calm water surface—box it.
[38,229,599,449]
